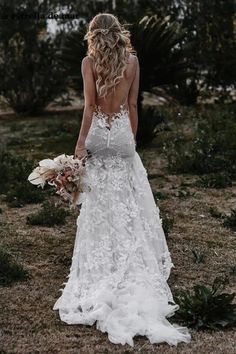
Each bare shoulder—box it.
[129,53,139,65]
[128,54,139,76]
[81,56,93,73]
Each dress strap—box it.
[120,98,128,111]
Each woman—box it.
[53,13,191,347]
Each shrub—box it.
[173,276,236,330]
[163,105,236,176]
[196,172,233,189]
[209,206,225,219]
[153,191,169,200]
[0,151,48,207]
[0,245,29,286]
[5,181,45,208]
[223,209,236,231]
[6,137,28,147]
[0,151,34,193]
[229,265,236,276]
[26,200,69,227]
[136,106,167,147]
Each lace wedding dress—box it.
[53,103,191,347]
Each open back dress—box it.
[52,74,191,348]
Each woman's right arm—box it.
[74,56,96,159]
[128,56,140,140]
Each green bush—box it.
[26,200,69,227]
[5,181,45,208]
[173,276,236,330]
[223,209,236,231]
[153,191,169,200]
[6,137,28,147]
[136,106,167,147]
[209,206,225,219]
[163,105,236,176]
[0,245,29,286]
[229,265,236,276]
[0,151,48,206]
[196,172,233,189]
[0,151,34,193]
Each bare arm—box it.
[74,56,96,159]
[128,56,140,139]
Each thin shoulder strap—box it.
[121,97,128,107]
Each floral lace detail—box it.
[94,103,130,129]
[85,105,136,157]
[53,106,191,347]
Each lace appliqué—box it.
[53,105,191,347]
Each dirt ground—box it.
[0,111,236,354]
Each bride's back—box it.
[91,53,137,114]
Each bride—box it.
[53,13,191,347]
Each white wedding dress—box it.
[53,103,191,347]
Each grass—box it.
[0,107,236,353]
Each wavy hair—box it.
[84,13,136,99]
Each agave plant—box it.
[130,15,192,145]
[173,276,236,330]
[59,15,191,145]
[130,15,190,91]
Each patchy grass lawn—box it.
[0,110,236,354]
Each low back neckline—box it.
[94,102,129,131]
[95,103,128,116]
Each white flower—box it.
[28,167,46,187]
[39,158,60,170]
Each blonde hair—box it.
[84,13,135,99]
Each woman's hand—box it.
[74,145,88,160]
[132,133,137,147]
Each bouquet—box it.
[28,153,91,208]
